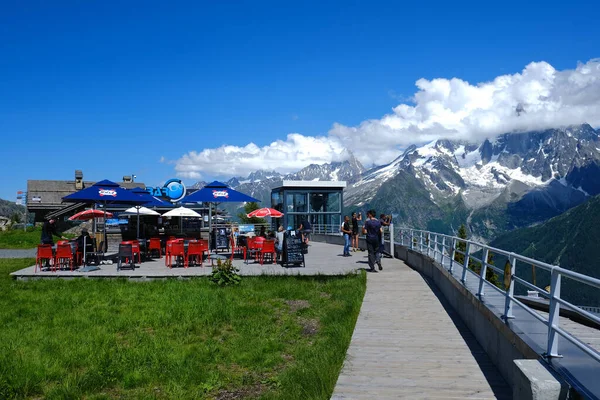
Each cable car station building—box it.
[270,180,346,233]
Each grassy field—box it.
[0,227,43,249]
[0,227,77,249]
[0,259,366,399]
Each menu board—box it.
[215,228,229,250]
[283,231,305,267]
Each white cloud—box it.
[175,134,347,179]
[175,59,600,179]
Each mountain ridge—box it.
[189,123,599,242]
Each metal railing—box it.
[311,224,600,364]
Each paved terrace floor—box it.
[10,242,360,279]
[9,243,512,398]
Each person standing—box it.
[362,210,382,272]
[351,212,362,252]
[341,215,352,257]
[40,218,67,245]
[298,217,312,244]
[377,213,391,267]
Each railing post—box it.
[420,231,423,253]
[449,237,456,274]
[502,254,517,320]
[477,248,489,300]
[410,230,414,250]
[461,242,471,284]
[440,236,446,267]
[389,223,394,247]
[546,268,562,358]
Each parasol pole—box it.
[136,205,140,239]
[103,201,107,252]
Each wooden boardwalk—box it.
[332,254,512,399]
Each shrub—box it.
[209,258,242,286]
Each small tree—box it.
[237,202,266,225]
[10,213,21,224]
[454,224,467,265]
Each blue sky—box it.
[1,0,599,201]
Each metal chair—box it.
[230,236,247,261]
[117,243,135,271]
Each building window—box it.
[309,192,340,213]
[271,191,283,212]
[286,193,307,213]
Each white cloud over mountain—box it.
[176,59,600,179]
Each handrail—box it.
[311,223,600,364]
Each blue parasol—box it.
[179,181,260,237]
[62,180,149,251]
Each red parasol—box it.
[69,209,113,221]
[246,207,283,218]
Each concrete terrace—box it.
[10,241,360,279]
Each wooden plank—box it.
[332,257,512,399]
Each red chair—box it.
[54,243,74,271]
[246,237,265,263]
[35,244,54,272]
[258,240,277,265]
[168,241,186,268]
[187,241,204,267]
[199,239,210,263]
[230,236,246,261]
[165,239,175,266]
[148,237,162,258]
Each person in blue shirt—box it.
[298,218,312,244]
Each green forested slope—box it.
[490,195,600,307]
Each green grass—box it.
[0,227,76,249]
[0,259,366,399]
[0,227,43,249]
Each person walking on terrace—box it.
[362,210,382,272]
[351,212,362,252]
[41,218,67,245]
[341,215,353,257]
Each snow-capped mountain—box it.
[345,124,600,240]
[190,152,365,215]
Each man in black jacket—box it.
[41,218,66,245]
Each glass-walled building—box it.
[271,181,346,233]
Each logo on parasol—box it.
[98,189,117,197]
[212,190,229,198]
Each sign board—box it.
[213,228,229,251]
[145,178,187,202]
[238,224,254,234]
[282,231,305,267]
[106,218,128,227]
[16,191,26,205]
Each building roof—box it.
[273,180,347,190]
[27,180,145,208]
